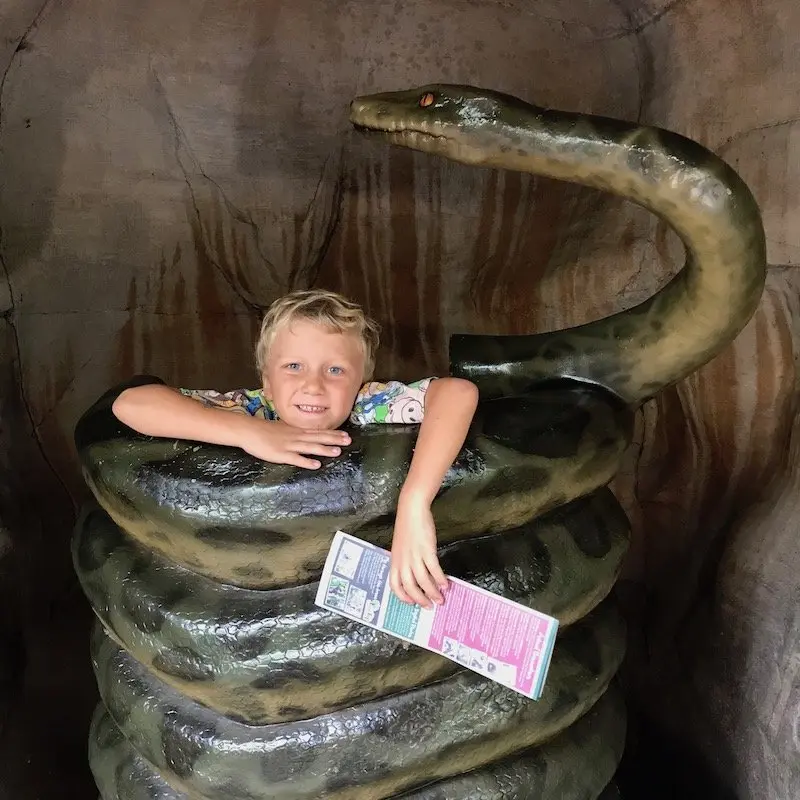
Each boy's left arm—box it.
[390,377,479,608]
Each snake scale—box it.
[75,85,765,799]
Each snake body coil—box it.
[77,84,765,799]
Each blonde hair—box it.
[255,289,381,380]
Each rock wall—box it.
[0,0,798,797]
[624,1,800,792]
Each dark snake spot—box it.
[161,710,215,780]
[75,512,119,573]
[325,761,392,794]
[153,647,215,682]
[224,630,273,663]
[300,557,326,576]
[260,743,317,784]
[105,685,134,729]
[555,620,604,676]
[442,526,552,595]
[415,749,548,798]
[86,464,146,522]
[277,705,307,719]
[151,452,264,488]
[128,552,155,577]
[159,582,193,610]
[88,466,147,522]
[231,563,273,580]
[249,662,322,690]
[476,466,551,500]
[225,710,259,726]
[322,682,411,708]
[145,527,170,544]
[548,687,581,717]
[562,502,613,557]
[120,584,166,635]
[93,712,124,750]
[216,584,314,623]
[482,398,590,458]
[112,488,148,521]
[195,526,292,546]
[353,511,396,532]
[597,434,621,451]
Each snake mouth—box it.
[352,121,457,159]
[353,121,449,143]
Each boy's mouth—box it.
[296,404,328,414]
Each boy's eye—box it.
[286,362,302,371]
[328,366,344,376]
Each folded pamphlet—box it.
[314,530,559,700]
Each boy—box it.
[112,289,479,609]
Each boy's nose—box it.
[303,374,324,393]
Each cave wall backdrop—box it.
[0,0,798,798]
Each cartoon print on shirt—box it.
[351,382,406,423]
[388,394,424,423]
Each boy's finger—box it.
[413,563,443,606]
[285,454,321,470]
[423,553,449,591]
[299,430,351,444]
[401,568,432,608]
[390,570,414,605]
[293,443,342,457]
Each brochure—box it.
[314,530,559,700]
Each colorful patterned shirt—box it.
[179,378,436,425]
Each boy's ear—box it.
[261,374,271,398]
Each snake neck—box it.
[351,85,766,405]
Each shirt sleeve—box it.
[350,378,436,425]
[179,387,276,420]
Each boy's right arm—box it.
[112,384,349,469]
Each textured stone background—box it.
[0,0,798,798]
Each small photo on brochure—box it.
[363,599,381,625]
[470,650,488,671]
[334,539,363,579]
[486,658,517,684]
[441,637,458,658]
[325,576,350,611]
[345,585,367,617]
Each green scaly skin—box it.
[350,85,767,405]
[91,603,624,800]
[88,683,626,800]
[73,490,628,724]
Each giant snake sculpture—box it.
[73,85,766,799]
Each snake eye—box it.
[419,92,435,108]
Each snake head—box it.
[350,84,529,165]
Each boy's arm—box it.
[112,384,349,469]
[389,377,479,608]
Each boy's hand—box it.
[389,494,448,609]
[241,419,351,469]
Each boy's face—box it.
[262,319,366,430]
